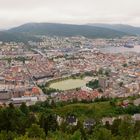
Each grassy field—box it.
[51,101,117,120]
[49,79,86,90]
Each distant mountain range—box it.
[87,23,140,35]
[0,31,41,43]
[0,23,140,43]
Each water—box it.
[99,45,140,53]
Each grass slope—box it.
[51,102,116,120]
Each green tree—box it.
[86,79,99,89]
[118,117,134,139]
[123,63,127,67]
[98,68,103,75]
[111,119,121,136]
[39,113,58,134]
[20,103,29,115]
[26,124,46,139]
[92,127,113,140]
[70,130,81,140]
[0,130,18,140]
[135,132,140,140]
[7,58,12,66]
[134,121,140,134]
[0,105,24,133]
[47,131,70,140]
[59,121,68,133]
[27,112,37,127]
[105,69,111,77]
[14,135,29,140]
[110,99,117,107]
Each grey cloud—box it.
[0,0,140,28]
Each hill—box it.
[87,23,140,35]
[0,31,41,43]
[0,23,132,43]
[8,23,131,39]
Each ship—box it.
[124,42,134,48]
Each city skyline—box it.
[0,0,140,29]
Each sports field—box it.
[49,79,86,90]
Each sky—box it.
[0,0,140,29]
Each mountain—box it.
[8,23,131,39]
[87,23,140,35]
[0,23,132,42]
[0,31,41,43]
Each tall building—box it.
[99,76,107,92]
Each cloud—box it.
[0,0,140,28]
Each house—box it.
[132,114,140,121]
[56,115,63,126]
[10,96,38,106]
[66,115,78,126]
[123,99,130,105]
[83,119,96,129]
[134,98,140,106]
[0,90,11,100]
[117,115,128,121]
[37,95,47,102]
[102,117,115,125]
[121,99,130,108]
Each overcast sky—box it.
[0,0,140,29]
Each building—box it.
[83,119,96,129]
[10,96,38,106]
[132,114,140,121]
[99,76,107,92]
[134,98,140,106]
[66,115,78,126]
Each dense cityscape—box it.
[0,34,140,139]
[0,36,140,105]
[1,0,140,139]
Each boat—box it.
[124,42,134,48]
